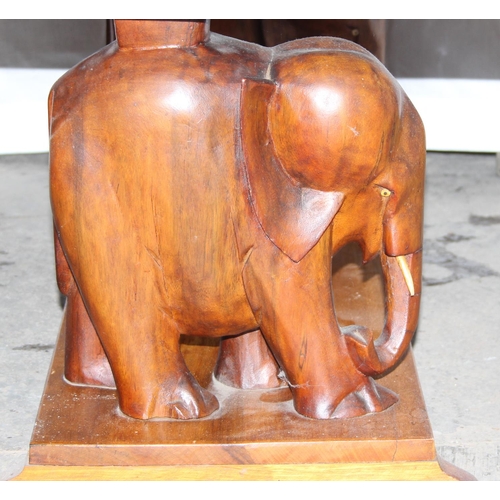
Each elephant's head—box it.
[240,38,425,377]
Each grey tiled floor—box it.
[0,152,499,480]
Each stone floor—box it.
[0,152,499,481]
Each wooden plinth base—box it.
[15,324,475,481]
[14,458,473,481]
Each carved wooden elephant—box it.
[50,21,425,420]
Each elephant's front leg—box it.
[214,330,283,389]
[243,233,397,419]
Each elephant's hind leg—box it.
[86,302,219,420]
[54,228,115,388]
[64,288,116,388]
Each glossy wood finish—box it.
[14,460,475,481]
[19,320,475,480]
[29,321,434,467]
[26,204,477,480]
[49,20,426,423]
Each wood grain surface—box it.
[29,319,435,467]
[19,332,476,479]
[14,459,475,481]
[26,19,470,481]
[49,20,426,422]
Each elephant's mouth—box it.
[335,244,421,378]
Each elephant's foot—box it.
[329,377,398,419]
[120,371,219,420]
[290,366,399,420]
[65,358,115,389]
[214,330,284,390]
[290,375,398,420]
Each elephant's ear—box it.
[240,78,344,263]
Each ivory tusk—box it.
[396,255,415,296]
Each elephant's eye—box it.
[380,188,392,197]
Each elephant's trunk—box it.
[343,249,422,376]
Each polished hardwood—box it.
[19,19,477,480]
[49,20,425,423]
[14,461,474,481]
[29,324,432,466]
[16,322,474,480]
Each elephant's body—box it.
[50,21,425,420]
[51,35,267,339]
